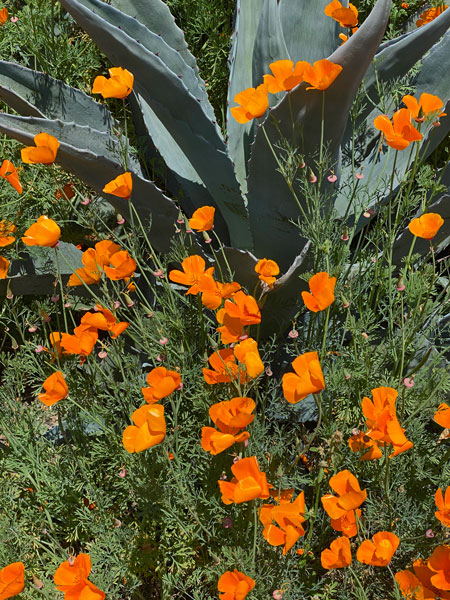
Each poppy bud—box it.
[307,167,317,183]
[396,275,405,291]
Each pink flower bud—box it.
[355,172,364,179]
[327,174,337,183]
[28,325,38,333]
[98,350,108,359]
[288,329,298,339]
[80,197,91,205]
[35,345,45,353]
[159,337,168,346]
[118,468,127,478]
[403,377,415,388]
[273,591,283,600]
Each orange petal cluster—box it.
[0,562,25,600]
[189,206,215,232]
[203,339,263,384]
[321,536,352,569]
[356,531,399,566]
[201,397,255,455]
[141,366,181,404]
[197,274,241,310]
[92,66,134,99]
[434,403,450,429]
[218,456,271,505]
[230,83,269,124]
[218,569,255,600]
[22,215,61,247]
[321,470,367,530]
[80,305,129,339]
[169,255,214,295]
[69,240,135,285]
[0,256,9,279]
[436,487,450,528]
[21,132,59,165]
[216,291,261,343]
[0,220,16,247]
[408,213,444,240]
[416,5,448,27]
[38,371,68,407]
[54,553,105,600]
[282,351,325,404]
[260,491,306,554]
[263,60,307,93]
[0,7,8,24]
[301,272,336,312]
[60,324,99,357]
[254,258,280,287]
[123,404,166,453]
[402,93,446,122]
[354,386,413,458]
[374,109,423,150]
[396,547,450,598]
[302,59,343,91]
[102,172,132,199]
[0,160,22,194]
[324,0,358,27]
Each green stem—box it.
[252,502,258,574]
[348,565,369,600]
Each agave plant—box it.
[0,0,449,331]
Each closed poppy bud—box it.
[302,272,336,312]
[21,132,59,165]
[408,213,444,240]
[321,536,352,569]
[103,172,133,199]
[218,569,255,600]
[38,371,68,406]
[356,531,399,566]
[22,215,61,247]
[0,562,25,599]
[0,256,10,279]
[92,66,134,99]
[189,206,215,231]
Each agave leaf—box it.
[252,0,289,87]
[280,0,343,64]
[246,0,392,268]
[0,60,114,132]
[335,30,450,221]
[227,0,264,189]
[109,0,200,75]
[0,114,179,253]
[59,0,252,250]
[69,0,213,118]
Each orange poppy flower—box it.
[123,403,166,453]
[103,249,136,280]
[402,93,446,122]
[102,172,132,199]
[374,109,423,150]
[260,492,306,554]
[0,256,9,279]
[218,569,255,600]
[201,427,250,455]
[92,66,134,99]
[216,308,245,344]
[348,431,383,461]
[230,83,269,124]
[0,220,16,247]
[395,560,448,599]
[435,487,450,528]
[233,338,264,379]
[0,7,8,24]
[324,0,358,27]
[282,351,325,404]
[197,274,241,310]
[38,371,68,407]
[0,562,25,600]
[356,531,399,567]
[169,255,214,295]
[54,553,105,600]
[48,331,63,358]
[302,59,343,91]
[321,470,367,520]
[68,241,121,286]
[22,215,61,247]
[416,5,448,27]
[428,546,450,591]
[141,366,181,404]
[21,132,60,164]
[263,60,307,93]
[223,291,261,326]
[189,206,215,232]
[361,387,413,457]
[321,536,352,570]
[434,403,450,429]
[209,397,256,433]
[254,258,280,287]
[302,272,336,312]
[330,508,361,538]
[408,213,444,240]
[218,456,271,504]
[60,324,98,356]
[203,348,240,384]
[0,160,22,194]
[80,305,129,339]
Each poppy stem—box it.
[252,502,258,573]
[348,565,369,600]
[53,247,69,333]
[320,306,331,361]
[197,294,206,356]
[383,446,393,523]
[319,92,326,169]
